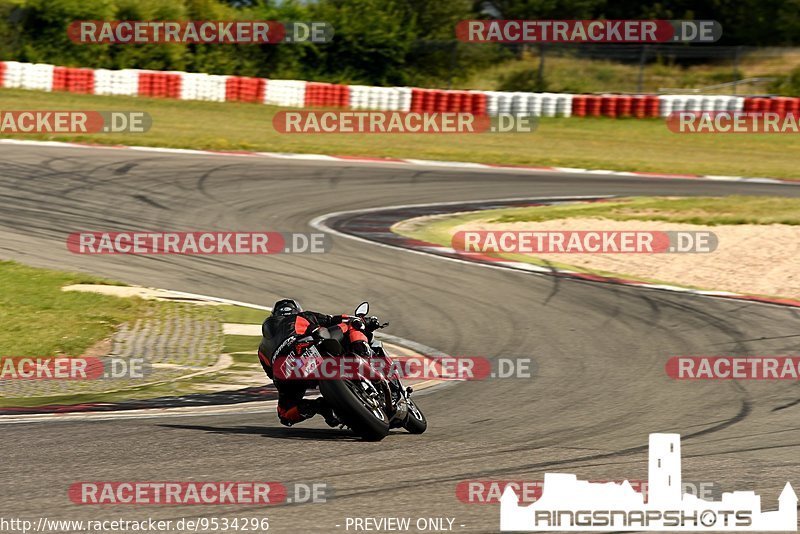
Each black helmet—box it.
[273,298,302,316]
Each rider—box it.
[258,298,373,427]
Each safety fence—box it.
[1,61,798,119]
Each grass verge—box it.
[0,261,270,407]
[1,88,799,179]
[481,196,800,226]
[0,260,141,357]
[223,334,263,354]
[218,305,268,324]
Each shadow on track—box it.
[159,423,360,441]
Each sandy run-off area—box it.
[450,218,800,299]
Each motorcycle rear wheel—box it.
[319,380,390,441]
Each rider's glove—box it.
[365,316,381,331]
[350,318,365,331]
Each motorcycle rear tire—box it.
[319,380,390,441]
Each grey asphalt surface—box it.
[1,144,799,534]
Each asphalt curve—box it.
[1,144,799,533]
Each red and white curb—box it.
[0,138,796,184]
[310,198,800,310]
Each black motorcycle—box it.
[286,302,427,441]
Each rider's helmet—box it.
[273,298,302,316]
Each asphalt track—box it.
[1,143,799,533]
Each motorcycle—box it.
[279,301,427,441]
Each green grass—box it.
[223,334,262,354]
[1,88,799,179]
[218,304,268,324]
[486,196,800,226]
[0,259,267,358]
[231,353,259,364]
[0,260,144,356]
[0,261,273,406]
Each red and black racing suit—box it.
[258,311,368,425]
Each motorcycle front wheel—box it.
[403,398,427,434]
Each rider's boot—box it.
[305,398,340,427]
[314,398,341,427]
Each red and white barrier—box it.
[137,71,182,98]
[304,82,349,107]
[2,62,55,91]
[53,67,95,93]
[179,73,228,102]
[349,86,410,111]
[94,68,139,96]
[409,88,487,115]
[478,91,574,117]
[264,79,306,107]
[225,76,266,103]
[658,94,744,117]
[0,61,797,121]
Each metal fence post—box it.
[637,45,648,93]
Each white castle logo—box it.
[500,433,797,531]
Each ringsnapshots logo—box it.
[500,433,797,531]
